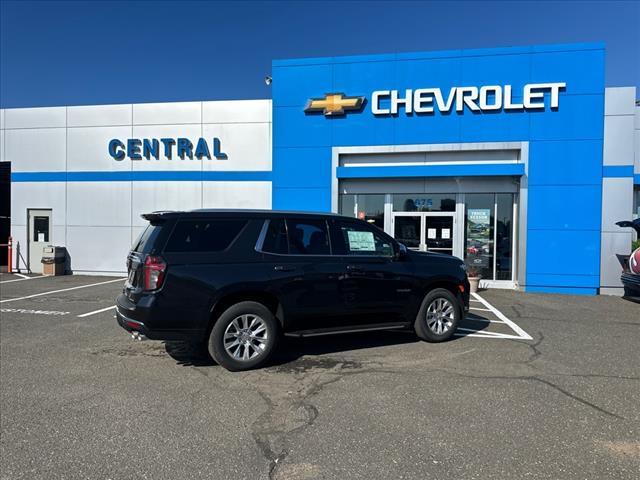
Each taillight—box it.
[143,255,166,291]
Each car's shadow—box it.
[164,314,493,368]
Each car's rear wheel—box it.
[208,301,278,371]
[414,288,460,342]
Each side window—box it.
[286,218,330,255]
[261,219,288,255]
[336,220,394,257]
[164,219,246,253]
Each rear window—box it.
[132,224,163,253]
[164,219,246,253]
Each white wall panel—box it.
[133,102,201,125]
[11,182,66,226]
[67,182,131,226]
[0,129,4,162]
[5,107,66,129]
[66,226,130,273]
[601,177,633,232]
[600,231,632,289]
[5,128,66,171]
[0,109,5,130]
[131,124,202,171]
[202,123,271,171]
[203,100,271,124]
[635,107,640,173]
[604,87,636,116]
[131,181,202,226]
[202,182,271,209]
[603,115,635,166]
[52,225,66,249]
[67,126,132,172]
[67,104,132,127]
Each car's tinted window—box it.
[261,219,288,255]
[132,224,163,253]
[335,220,394,257]
[164,219,246,253]
[287,218,330,255]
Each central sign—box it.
[108,137,227,161]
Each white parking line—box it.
[0,275,48,284]
[1,307,70,316]
[0,278,125,304]
[77,305,116,318]
[469,307,492,312]
[469,292,533,340]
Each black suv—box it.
[116,210,470,371]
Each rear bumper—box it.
[621,273,640,300]
[115,293,204,342]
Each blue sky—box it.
[1,0,638,108]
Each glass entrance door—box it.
[424,214,454,255]
[392,213,455,254]
[393,215,422,250]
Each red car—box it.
[616,219,640,300]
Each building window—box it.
[464,193,515,281]
[339,194,385,229]
[464,194,495,279]
[496,193,515,280]
[392,194,455,212]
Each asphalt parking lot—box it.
[1,273,639,479]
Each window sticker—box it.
[442,228,450,239]
[427,228,437,239]
[347,230,376,251]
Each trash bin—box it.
[41,246,67,276]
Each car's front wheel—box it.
[208,301,279,371]
[414,288,461,342]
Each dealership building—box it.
[0,42,638,295]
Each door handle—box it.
[346,265,362,272]
[274,265,295,272]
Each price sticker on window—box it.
[347,230,376,251]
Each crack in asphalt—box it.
[248,359,377,480]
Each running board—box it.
[284,322,409,338]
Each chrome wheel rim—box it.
[223,314,269,361]
[426,298,455,335]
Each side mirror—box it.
[395,243,408,260]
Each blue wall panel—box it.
[272,43,605,294]
[528,140,603,185]
[527,185,602,231]
[273,187,331,212]
[273,147,332,189]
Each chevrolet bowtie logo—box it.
[304,93,365,116]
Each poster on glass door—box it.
[466,209,491,270]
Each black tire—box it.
[208,301,279,371]
[414,288,461,343]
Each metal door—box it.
[28,209,52,274]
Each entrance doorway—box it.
[392,212,455,255]
[28,209,52,274]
